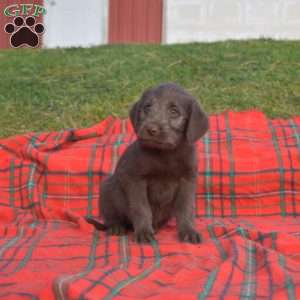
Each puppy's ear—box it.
[130,87,153,133]
[186,99,209,143]
[129,101,140,133]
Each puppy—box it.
[86,83,209,243]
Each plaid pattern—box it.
[0,110,300,299]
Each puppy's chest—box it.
[147,176,179,207]
[149,154,190,178]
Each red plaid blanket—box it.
[0,110,300,299]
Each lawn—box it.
[0,39,299,138]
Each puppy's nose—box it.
[146,124,159,136]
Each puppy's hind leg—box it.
[100,176,131,236]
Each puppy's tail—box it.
[85,216,107,231]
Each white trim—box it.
[161,0,167,44]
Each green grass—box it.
[0,40,299,138]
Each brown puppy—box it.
[86,83,209,243]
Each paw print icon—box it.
[4,16,44,48]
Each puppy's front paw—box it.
[134,228,156,244]
[178,227,201,244]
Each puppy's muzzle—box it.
[145,124,160,137]
[138,123,177,150]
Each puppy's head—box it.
[130,83,208,150]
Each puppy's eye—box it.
[143,104,152,114]
[169,105,180,117]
